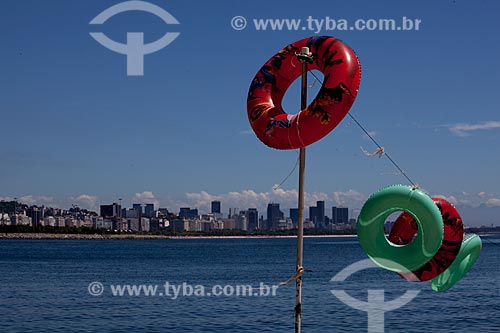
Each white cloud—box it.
[332,190,365,206]
[134,191,155,200]
[227,190,270,209]
[133,191,159,209]
[7,189,499,219]
[70,194,99,211]
[185,191,222,207]
[431,191,500,208]
[433,194,459,206]
[447,121,500,137]
[180,188,366,216]
[19,195,54,206]
[486,198,500,207]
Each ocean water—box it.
[0,236,499,333]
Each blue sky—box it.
[1,0,499,225]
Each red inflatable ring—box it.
[388,198,464,281]
[247,36,361,150]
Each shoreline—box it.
[1,232,498,240]
[169,234,357,239]
[0,233,172,240]
[0,233,357,240]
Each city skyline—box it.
[1,198,356,233]
[2,197,352,222]
[4,196,498,235]
[3,194,499,230]
[1,1,500,227]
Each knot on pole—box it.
[277,266,313,287]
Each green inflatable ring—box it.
[431,234,482,292]
[357,185,444,272]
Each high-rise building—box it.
[144,204,154,218]
[308,201,325,228]
[100,203,122,218]
[309,206,318,224]
[132,204,143,214]
[317,201,325,226]
[289,208,299,228]
[338,206,349,224]
[211,201,221,214]
[29,207,43,227]
[246,208,259,231]
[123,209,140,219]
[130,204,145,230]
[266,203,284,231]
[179,207,190,219]
[179,207,198,219]
[170,219,187,232]
[236,212,248,231]
[332,206,349,224]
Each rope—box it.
[244,267,313,296]
[347,112,416,186]
[295,111,307,149]
[275,267,313,287]
[309,76,318,88]
[380,171,403,176]
[273,152,300,191]
[308,71,417,187]
[361,146,385,158]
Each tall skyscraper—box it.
[332,206,349,224]
[308,201,325,228]
[132,204,143,214]
[338,206,349,224]
[309,206,318,224]
[290,208,299,228]
[236,212,248,231]
[179,207,198,219]
[29,207,42,227]
[266,203,284,231]
[317,201,325,226]
[211,201,221,214]
[144,204,154,218]
[131,204,143,231]
[246,208,259,231]
[100,203,122,218]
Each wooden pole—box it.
[295,47,312,333]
